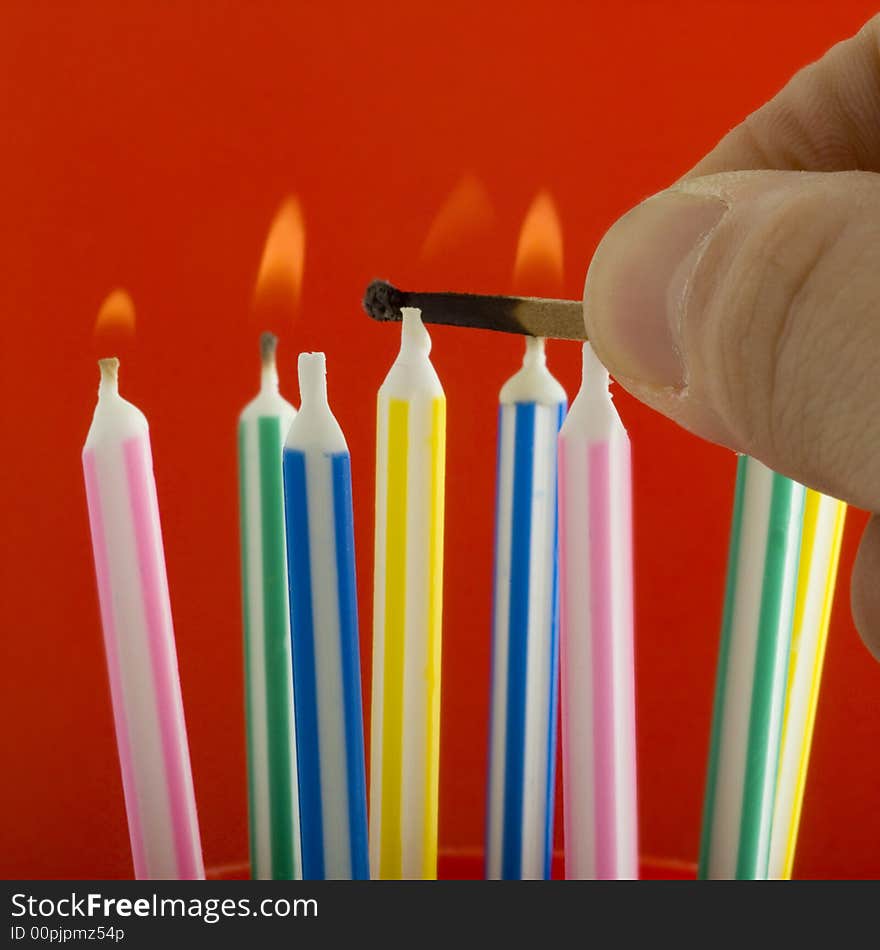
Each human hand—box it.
[582,16,880,657]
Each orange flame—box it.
[253,196,305,315]
[94,288,136,334]
[421,173,494,261]
[513,190,564,297]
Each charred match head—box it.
[360,278,586,341]
[363,279,406,323]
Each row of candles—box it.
[701,462,846,878]
[82,306,845,880]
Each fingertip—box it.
[582,190,726,391]
[851,516,880,662]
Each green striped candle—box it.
[238,333,301,880]
[699,455,805,879]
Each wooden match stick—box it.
[362,279,586,341]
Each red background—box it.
[1,1,878,879]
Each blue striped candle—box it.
[282,352,368,880]
[485,337,566,880]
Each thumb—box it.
[583,169,880,512]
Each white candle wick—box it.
[399,307,431,359]
[522,336,547,368]
[581,341,610,397]
[98,357,120,398]
[260,331,280,391]
[297,351,328,409]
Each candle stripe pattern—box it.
[378,400,408,879]
[371,309,446,880]
[768,490,846,879]
[83,365,204,880]
[125,439,203,879]
[424,399,445,869]
[238,382,300,880]
[699,456,805,879]
[84,452,148,878]
[558,347,637,880]
[283,353,368,880]
[486,338,566,881]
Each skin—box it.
[582,15,880,658]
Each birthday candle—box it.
[82,359,204,880]
[370,307,446,880]
[238,333,300,880]
[699,457,805,879]
[282,352,368,880]
[558,343,637,880]
[485,337,565,880]
[768,490,846,879]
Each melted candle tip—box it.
[523,336,546,366]
[260,331,278,366]
[400,306,431,356]
[581,341,610,392]
[98,357,119,386]
[297,351,328,407]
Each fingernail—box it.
[583,190,727,389]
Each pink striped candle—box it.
[83,358,204,880]
[558,343,637,880]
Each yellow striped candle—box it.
[370,307,446,879]
[768,489,846,879]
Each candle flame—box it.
[253,196,305,316]
[94,288,136,335]
[513,190,564,297]
[420,173,494,261]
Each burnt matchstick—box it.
[362,279,586,341]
